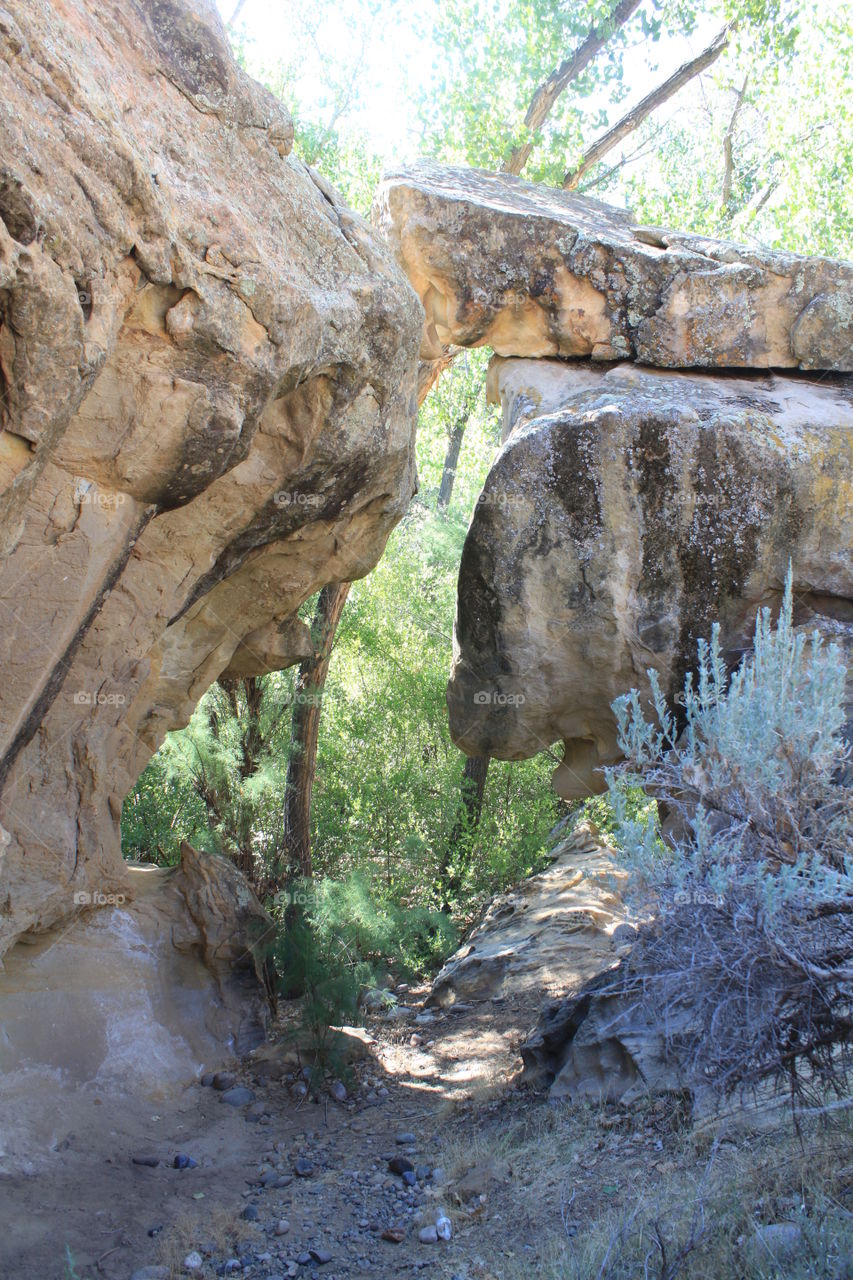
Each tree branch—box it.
[563,25,732,191]
[226,0,248,30]
[502,0,643,177]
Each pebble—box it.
[293,1156,315,1177]
[221,1086,256,1107]
[388,1156,414,1176]
[241,1203,259,1221]
[173,1153,198,1169]
[330,1080,347,1102]
[212,1071,237,1091]
[436,1214,452,1241]
[132,1153,160,1167]
[309,1248,333,1264]
[200,1072,215,1087]
[182,1252,203,1272]
[275,1219,291,1236]
[402,1170,417,1187]
[418,1225,438,1244]
[395,1133,416,1145]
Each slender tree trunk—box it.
[437,408,472,511]
[282,582,351,879]
[563,26,731,190]
[439,754,490,910]
[503,0,643,176]
[721,75,749,211]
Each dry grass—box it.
[432,1092,853,1280]
[156,1205,253,1277]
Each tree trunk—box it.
[721,75,749,211]
[503,0,643,176]
[439,754,490,909]
[563,26,731,190]
[282,582,351,879]
[437,409,471,510]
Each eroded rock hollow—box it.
[377,163,853,798]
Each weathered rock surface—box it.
[428,821,630,1006]
[376,162,853,372]
[446,358,853,796]
[0,842,270,1166]
[0,0,421,955]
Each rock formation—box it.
[377,164,853,798]
[376,162,853,372]
[0,843,272,1167]
[0,0,422,960]
[427,820,629,1008]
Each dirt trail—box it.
[0,984,546,1280]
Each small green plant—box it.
[271,873,457,1080]
[64,1246,84,1280]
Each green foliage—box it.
[271,874,457,1077]
[619,3,852,257]
[609,568,850,908]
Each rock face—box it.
[427,821,629,1007]
[0,843,271,1167]
[0,0,422,956]
[446,358,853,796]
[376,162,853,372]
[377,164,853,797]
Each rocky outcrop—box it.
[0,0,422,955]
[377,163,853,798]
[427,821,630,1007]
[446,358,853,796]
[376,162,853,372]
[0,842,271,1166]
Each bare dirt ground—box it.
[3,981,851,1280]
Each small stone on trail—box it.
[212,1071,237,1091]
[173,1153,198,1169]
[395,1133,416,1144]
[293,1156,315,1177]
[221,1086,256,1107]
[436,1214,452,1241]
[275,1219,291,1235]
[310,1248,333,1264]
[200,1072,215,1087]
[241,1203,260,1221]
[330,1080,347,1102]
[388,1155,414,1176]
[182,1252,203,1272]
[418,1225,438,1244]
[132,1154,160,1167]
[402,1170,417,1187]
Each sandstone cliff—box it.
[0,0,422,956]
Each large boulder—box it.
[446,357,853,797]
[427,820,630,1008]
[375,162,853,372]
[0,0,422,955]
